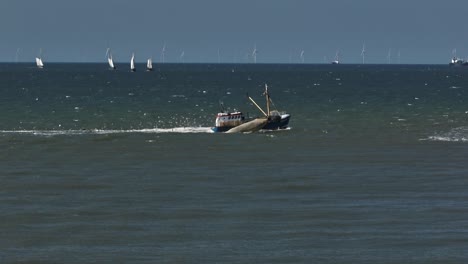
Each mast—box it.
[264,84,270,116]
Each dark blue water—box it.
[1,63,468,263]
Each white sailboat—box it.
[130,53,136,72]
[146,58,153,71]
[35,57,44,68]
[36,49,44,68]
[106,48,116,69]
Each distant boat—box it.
[448,49,466,66]
[146,58,153,71]
[130,53,136,72]
[106,48,116,69]
[449,57,468,66]
[36,49,44,68]
[35,57,44,68]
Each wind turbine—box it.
[180,50,185,63]
[15,48,21,63]
[252,43,257,63]
[332,50,340,64]
[387,48,392,64]
[161,42,166,63]
[398,49,401,64]
[361,42,366,64]
[217,48,221,63]
[300,50,305,63]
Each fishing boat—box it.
[107,48,116,69]
[448,49,468,66]
[449,57,468,66]
[212,84,290,133]
[130,53,136,72]
[146,58,153,71]
[35,49,44,68]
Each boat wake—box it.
[259,127,292,133]
[425,127,468,142]
[0,127,214,136]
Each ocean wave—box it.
[425,127,468,142]
[426,136,468,142]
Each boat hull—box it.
[212,126,235,133]
[263,114,290,130]
[225,118,268,133]
[212,114,290,132]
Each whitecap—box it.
[425,127,468,142]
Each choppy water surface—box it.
[1,63,468,263]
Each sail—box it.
[36,57,43,68]
[130,53,135,71]
[108,55,115,69]
[147,58,152,70]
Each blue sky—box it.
[1,0,467,64]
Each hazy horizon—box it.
[1,0,468,64]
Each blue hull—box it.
[263,115,290,130]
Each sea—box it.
[1,63,468,263]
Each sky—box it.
[1,0,468,64]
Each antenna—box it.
[218,100,225,112]
[361,42,366,64]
